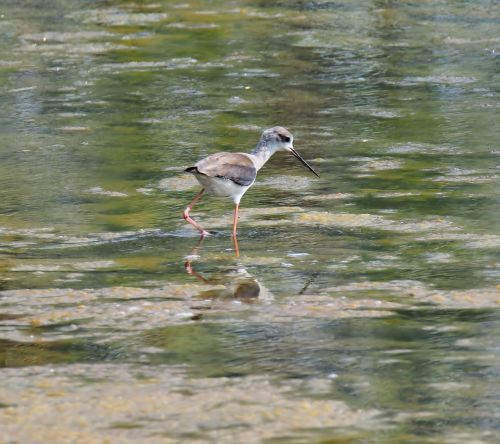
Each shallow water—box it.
[1,0,500,442]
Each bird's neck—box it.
[249,142,280,170]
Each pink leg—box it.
[232,203,239,238]
[183,189,210,236]
[232,203,240,257]
[232,235,240,258]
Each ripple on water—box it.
[386,75,477,86]
[295,211,460,234]
[350,158,404,172]
[166,22,219,29]
[228,124,262,131]
[416,232,500,250]
[423,253,456,264]
[18,34,125,57]
[95,58,198,74]
[371,191,421,198]
[17,29,123,58]
[432,168,500,184]
[85,187,128,197]
[292,31,369,49]
[444,36,500,46]
[320,107,401,119]
[57,126,89,132]
[385,142,463,155]
[0,227,167,249]
[303,192,355,201]
[158,175,196,192]
[256,175,313,191]
[226,68,280,78]
[70,9,169,26]
[327,280,500,309]
[10,260,116,273]
[20,31,114,43]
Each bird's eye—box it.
[279,135,290,143]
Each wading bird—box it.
[183,126,319,244]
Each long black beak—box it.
[289,146,320,178]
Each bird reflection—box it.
[184,235,273,302]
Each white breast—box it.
[194,174,253,204]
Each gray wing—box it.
[193,153,257,187]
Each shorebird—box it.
[183,126,319,241]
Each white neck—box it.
[249,142,281,170]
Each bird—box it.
[183,126,319,241]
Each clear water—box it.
[1,0,499,442]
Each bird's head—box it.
[261,126,294,151]
[260,126,319,177]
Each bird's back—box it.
[187,152,257,187]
